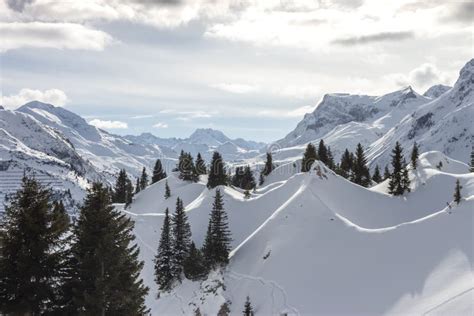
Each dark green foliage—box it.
[318,139,329,166]
[164,180,171,199]
[301,143,318,172]
[196,153,207,175]
[243,296,254,316]
[113,169,134,203]
[232,166,256,190]
[388,142,411,195]
[350,143,371,187]
[155,208,174,291]
[202,189,232,267]
[67,182,148,314]
[338,149,353,178]
[383,165,391,180]
[372,165,382,183]
[454,179,462,204]
[183,242,207,281]
[140,167,149,190]
[326,146,335,170]
[411,142,419,170]
[178,151,199,182]
[152,159,167,184]
[171,197,192,280]
[0,176,69,315]
[218,302,231,316]
[262,152,274,176]
[135,177,141,194]
[207,151,227,189]
[470,147,474,172]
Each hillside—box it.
[122,151,473,315]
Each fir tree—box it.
[350,143,371,187]
[125,177,134,205]
[327,146,335,170]
[171,197,192,280]
[164,180,171,199]
[454,179,462,204]
[318,139,329,166]
[372,165,382,183]
[338,149,353,178]
[218,302,231,316]
[154,208,174,291]
[140,167,149,190]
[135,177,141,194]
[470,147,474,173]
[262,152,274,176]
[301,143,318,172]
[113,169,132,203]
[232,166,244,188]
[411,142,419,170]
[0,176,69,314]
[183,242,207,281]
[67,183,148,314]
[178,152,199,182]
[388,142,410,195]
[207,151,227,189]
[152,159,167,184]
[203,189,232,266]
[401,162,411,193]
[383,165,391,180]
[196,152,207,175]
[243,296,254,316]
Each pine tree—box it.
[383,165,391,180]
[218,302,231,316]
[232,166,244,188]
[196,152,207,175]
[178,152,199,182]
[262,152,274,176]
[338,149,353,178]
[164,180,171,199]
[140,167,148,190]
[125,176,134,205]
[388,142,410,195]
[152,159,167,184]
[203,189,232,266]
[350,143,371,187]
[411,142,419,170]
[67,183,148,314]
[243,296,254,316]
[135,177,141,194]
[0,176,69,314]
[207,151,227,189]
[318,139,329,166]
[154,208,174,291]
[327,146,335,170]
[372,165,382,183]
[454,179,462,204]
[113,169,132,203]
[171,197,192,280]
[301,143,318,172]
[470,147,474,172]
[183,242,207,281]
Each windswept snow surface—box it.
[124,152,473,315]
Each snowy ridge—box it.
[123,151,473,314]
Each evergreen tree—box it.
[233,166,256,190]
[411,142,419,170]
[178,152,199,182]
[388,142,410,195]
[262,152,274,176]
[318,139,329,166]
[154,208,174,291]
[243,296,254,316]
[218,302,231,316]
[338,149,353,178]
[135,177,141,194]
[383,165,391,180]
[183,242,207,281]
[207,151,227,189]
[232,166,244,188]
[140,167,148,190]
[113,169,132,203]
[203,189,232,266]
[0,176,69,314]
[350,143,371,187]
[67,183,148,314]
[196,152,207,175]
[125,177,134,205]
[301,143,318,172]
[171,197,192,280]
[372,165,382,183]
[470,147,474,172]
[151,159,167,184]
[327,146,335,170]
[401,161,411,193]
[164,180,171,199]
[454,179,462,204]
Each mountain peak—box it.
[188,128,229,145]
[423,84,451,99]
[19,100,57,111]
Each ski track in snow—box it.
[422,287,474,316]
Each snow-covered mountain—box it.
[272,60,473,169]
[121,150,473,315]
[125,128,266,162]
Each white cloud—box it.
[153,122,168,128]
[1,88,68,109]
[89,119,128,129]
[0,22,113,52]
[386,63,450,91]
[210,83,259,94]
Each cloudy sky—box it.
[0,0,472,142]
